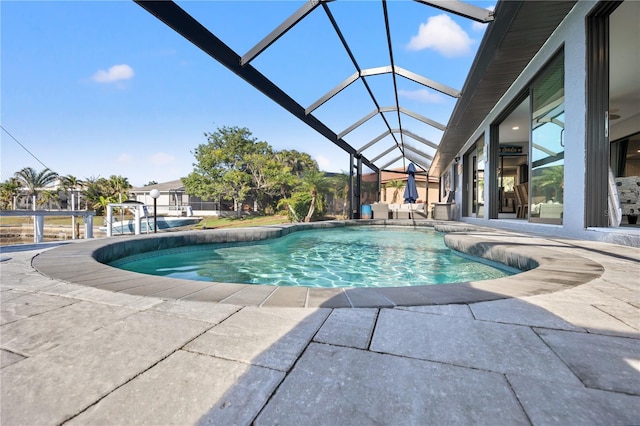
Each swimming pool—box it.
[110,226,517,288]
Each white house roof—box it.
[131,179,185,193]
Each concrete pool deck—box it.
[1,221,639,424]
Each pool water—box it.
[110,226,517,288]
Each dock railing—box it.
[0,210,96,243]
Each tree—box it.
[93,195,117,214]
[244,150,289,210]
[327,172,350,216]
[38,190,58,209]
[532,165,564,202]
[184,125,330,217]
[276,150,318,177]
[386,179,405,204]
[80,175,132,215]
[145,180,158,186]
[273,150,318,200]
[62,175,83,191]
[183,126,263,215]
[0,178,21,210]
[82,176,104,213]
[13,167,59,209]
[301,170,330,222]
[106,175,131,203]
[61,175,85,209]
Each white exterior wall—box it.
[561,0,590,235]
[135,192,184,216]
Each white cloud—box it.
[92,64,134,83]
[117,153,133,163]
[398,88,445,104]
[150,152,175,166]
[407,14,474,57]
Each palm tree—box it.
[328,172,349,216]
[93,195,117,216]
[0,177,21,209]
[532,165,564,202]
[13,167,59,209]
[106,175,131,203]
[301,170,330,222]
[62,175,84,209]
[82,176,104,212]
[386,179,405,204]
[277,150,318,177]
[38,190,58,210]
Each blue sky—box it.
[1,1,493,187]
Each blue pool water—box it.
[110,226,517,288]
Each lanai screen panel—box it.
[136,0,494,173]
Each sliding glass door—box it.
[530,54,565,224]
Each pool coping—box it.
[31,220,605,308]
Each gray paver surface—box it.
[1,226,639,425]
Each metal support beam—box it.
[134,1,379,173]
[349,153,354,219]
[338,109,378,139]
[355,155,362,218]
[306,63,461,115]
[394,66,461,98]
[413,0,494,23]
[403,152,432,170]
[371,145,399,163]
[360,66,393,77]
[380,154,403,170]
[305,71,359,114]
[403,144,434,161]
[340,106,446,141]
[357,130,391,154]
[399,107,446,131]
[403,129,440,150]
[322,3,401,155]
[241,1,324,66]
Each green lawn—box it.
[197,215,291,229]
[0,214,292,229]
[0,216,96,226]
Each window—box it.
[530,54,564,224]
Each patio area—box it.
[1,222,639,425]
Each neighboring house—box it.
[13,177,73,210]
[377,167,439,205]
[131,179,235,217]
[131,180,192,216]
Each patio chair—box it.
[396,204,411,219]
[515,183,529,218]
[371,203,391,219]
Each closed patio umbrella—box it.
[404,163,419,204]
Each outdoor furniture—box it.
[514,183,529,218]
[371,203,391,219]
[615,176,640,224]
[409,203,428,219]
[432,203,455,220]
[502,190,516,213]
[539,202,564,219]
[370,202,428,219]
[431,191,455,220]
[395,204,411,219]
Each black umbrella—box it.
[404,163,419,204]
